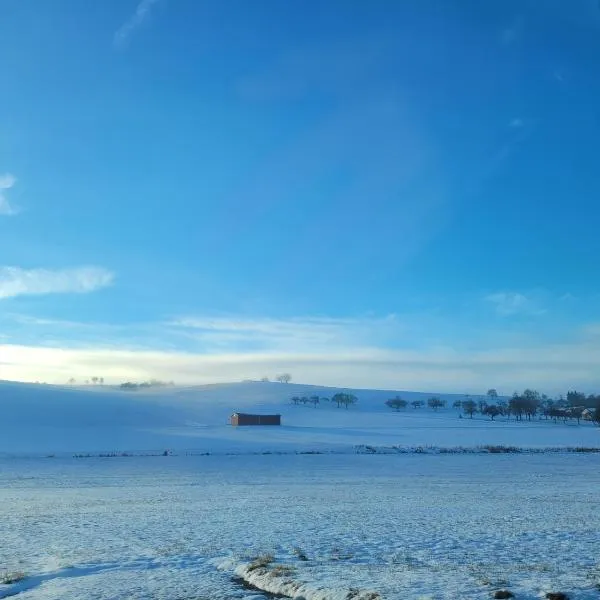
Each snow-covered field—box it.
[1,380,598,455]
[1,453,599,599]
[1,381,599,599]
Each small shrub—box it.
[346,590,380,600]
[247,554,275,572]
[0,571,27,585]
[270,564,296,577]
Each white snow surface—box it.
[1,453,599,599]
[1,380,598,454]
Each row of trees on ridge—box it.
[291,393,358,409]
[385,396,446,411]
[384,388,600,425]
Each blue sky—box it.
[2,0,600,392]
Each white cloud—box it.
[0,266,114,300]
[0,173,18,215]
[114,0,161,47]
[485,292,545,317]
[169,315,401,352]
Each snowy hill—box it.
[0,380,597,454]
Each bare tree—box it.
[385,397,407,411]
[522,389,541,421]
[341,393,357,410]
[540,395,554,420]
[487,389,498,404]
[332,392,358,409]
[427,397,445,411]
[571,406,584,425]
[276,373,292,384]
[310,395,320,408]
[462,399,477,418]
[411,399,424,409]
[567,390,586,406]
[483,405,501,420]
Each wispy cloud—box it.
[3,314,98,328]
[113,0,161,47]
[509,118,524,128]
[0,266,115,300]
[3,309,600,393]
[0,173,18,215]
[168,315,401,352]
[485,292,546,317]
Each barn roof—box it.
[231,412,281,417]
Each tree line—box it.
[291,392,358,409]
[384,388,600,425]
[67,377,104,385]
[119,379,175,391]
[385,396,445,411]
[66,378,176,388]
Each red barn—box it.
[230,413,281,426]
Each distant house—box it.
[582,408,596,421]
[230,413,281,426]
